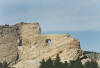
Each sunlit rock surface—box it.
[0,22,83,68]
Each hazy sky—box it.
[0,0,100,52]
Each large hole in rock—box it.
[46,39,51,45]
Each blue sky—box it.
[0,0,100,52]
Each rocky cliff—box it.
[0,25,18,65]
[83,51,100,67]
[0,22,82,68]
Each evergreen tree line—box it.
[40,54,99,68]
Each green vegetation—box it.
[40,54,99,68]
[0,62,14,68]
[83,61,98,68]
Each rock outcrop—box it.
[83,51,100,67]
[0,22,82,68]
[0,25,18,65]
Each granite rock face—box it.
[0,25,18,65]
[14,22,82,68]
[0,22,82,68]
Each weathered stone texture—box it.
[14,22,82,68]
[0,22,82,68]
[0,25,18,65]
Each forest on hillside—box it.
[40,54,99,68]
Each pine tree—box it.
[45,57,54,68]
[63,61,69,68]
[54,54,62,68]
[69,58,83,68]
[40,59,46,68]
